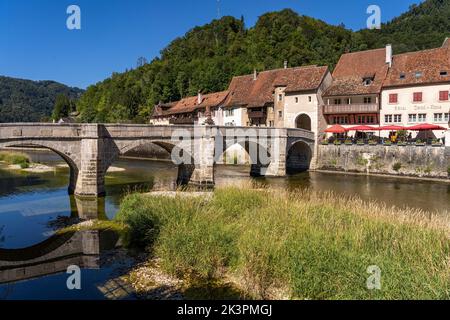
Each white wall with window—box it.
[381,84,450,138]
[223,107,243,126]
[284,92,319,135]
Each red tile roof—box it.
[324,48,388,97]
[224,66,329,108]
[383,46,450,88]
[153,91,229,117]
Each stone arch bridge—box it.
[0,124,315,197]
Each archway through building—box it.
[295,114,312,131]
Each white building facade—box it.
[380,40,450,139]
[380,84,450,138]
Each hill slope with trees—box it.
[0,76,83,123]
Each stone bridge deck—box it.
[0,124,315,197]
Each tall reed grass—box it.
[0,151,31,168]
[116,186,450,300]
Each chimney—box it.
[284,61,288,69]
[197,91,202,105]
[253,69,257,81]
[386,44,393,68]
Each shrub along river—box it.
[0,149,449,300]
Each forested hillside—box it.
[77,10,355,123]
[358,0,450,53]
[0,76,83,123]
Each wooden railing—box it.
[169,117,196,125]
[323,104,379,114]
[247,111,267,118]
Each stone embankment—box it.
[317,144,450,180]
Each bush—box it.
[0,151,30,168]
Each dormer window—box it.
[440,71,448,76]
[415,71,423,78]
[362,76,374,86]
[399,73,406,80]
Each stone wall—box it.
[317,144,450,179]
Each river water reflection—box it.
[0,149,449,299]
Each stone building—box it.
[150,91,229,126]
[151,65,331,133]
[322,46,390,133]
[221,65,331,132]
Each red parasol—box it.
[407,124,447,131]
[347,125,379,131]
[325,125,347,134]
[378,125,406,131]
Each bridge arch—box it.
[0,140,81,194]
[286,140,313,174]
[215,138,272,177]
[112,139,197,187]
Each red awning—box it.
[346,125,379,131]
[325,125,347,134]
[407,124,447,131]
[378,125,406,131]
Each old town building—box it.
[380,38,450,139]
[322,46,390,131]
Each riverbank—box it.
[0,151,30,169]
[113,186,450,300]
[315,169,450,184]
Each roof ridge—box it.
[231,65,327,79]
[341,47,386,56]
[393,46,447,58]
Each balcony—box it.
[247,111,267,118]
[169,117,196,125]
[323,104,379,115]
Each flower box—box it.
[415,140,426,147]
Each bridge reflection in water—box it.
[0,196,128,298]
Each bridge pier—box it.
[74,125,108,197]
[188,128,215,187]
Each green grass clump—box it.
[393,162,402,172]
[0,151,31,168]
[116,187,450,300]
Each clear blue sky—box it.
[0,0,422,89]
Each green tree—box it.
[52,94,72,121]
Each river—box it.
[0,149,449,300]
